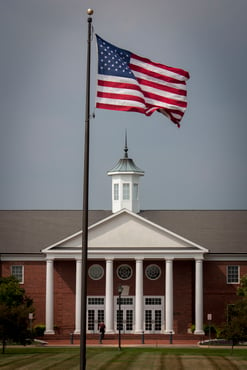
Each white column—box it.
[45,258,55,334]
[135,258,144,334]
[105,259,114,333]
[194,259,204,335]
[74,258,82,334]
[165,259,174,334]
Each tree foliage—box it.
[0,276,34,353]
[222,274,247,347]
[237,274,247,297]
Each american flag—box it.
[96,35,190,127]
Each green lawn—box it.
[0,347,247,369]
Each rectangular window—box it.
[114,183,119,200]
[97,310,104,324]
[117,310,123,331]
[145,298,162,305]
[154,310,162,331]
[117,297,133,305]
[11,265,24,284]
[126,310,133,331]
[88,297,104,305]
[145,310,152,331]
[133,184,138,200]
[88,310,95,331]
[227,265,239,284]
[123,183,130,200]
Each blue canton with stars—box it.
[96,35,135,79]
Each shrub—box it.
[33,324,46,337]
[203,324,217,337]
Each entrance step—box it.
[43,333,204,342]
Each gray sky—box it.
[0,0,247,210]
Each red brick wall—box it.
[174,260,194,333]
[87,261,106,295]
[1,258,246,335]
[143,260,164,295]
[1,261,46,326]
[203,261,247,325]
[114,260,135,296]
[54,260,75,335]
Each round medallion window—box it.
[145,264,161,280]
[88,264,104,280]
[117,264,132,280]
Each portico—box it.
[42,143,207,336]
[43,209,207,336]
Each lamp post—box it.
[28,313,33,333]
[118,285,123,350]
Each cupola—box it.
[107,133,144,213]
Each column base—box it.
[194,330,205,335]
[44,330,55,335]
[165,330,175,334]
[73,329,80,335]
[105,330,115,334]
[134,329,144,334]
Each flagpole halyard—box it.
[80,9,93,370]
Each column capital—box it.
[105,257,114,262]
[135,257,144,262]
[164,257,174,262]
[194,258,203,263]
[46,257,54,262]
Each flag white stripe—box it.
[133,70,187,91]
[139,84,187,102]
[98,82,186,104]
[97,84,144,98]
[96,97,146,108]
[97,85,185,113]
[131,57,189,81]
[96,35,190,126]
[144,97,185,112]
[97,74,138,85]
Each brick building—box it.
[1,144,247,337]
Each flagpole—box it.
[80,8,93,370]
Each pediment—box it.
[43,210,208,256]
[89,210,206,252]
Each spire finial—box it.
[124,129,128,158]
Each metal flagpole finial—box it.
[87,8,94,15]
[124,129,128,158]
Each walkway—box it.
[44,337,200,347]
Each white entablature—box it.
[42,209,208,260]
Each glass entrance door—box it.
[115,296,134,333]
[144,296,164,333]
[145,309,162,332]
[87,297,104,333]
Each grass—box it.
[0,347,247,369]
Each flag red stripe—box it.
[97,84,187,109]
[136,77,187,96]
[98,79,142,93]
[97,91,145,104]
[96,102,145,114]
[142,90,187,108]
[98,78,186,101]
[130,62,186,85]
[132,53,190,79]
[96,35,190,127]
